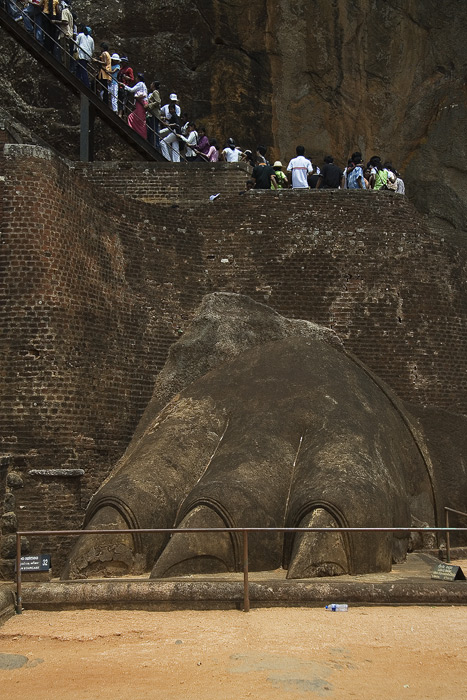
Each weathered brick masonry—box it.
[1,142,466,572]
[74,160,250,206]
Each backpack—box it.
[385,172,398,191]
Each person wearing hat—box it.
[108,53,121,113]
[241,149,255,168]
[271,161,288,189]
[75,24,94,88]
[160,93,181,120]
[221,137,242,162]
[159,103,182,161]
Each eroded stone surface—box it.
[63,294,448,581]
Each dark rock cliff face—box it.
[2,0,467,232]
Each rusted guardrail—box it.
[15,526,467,614]
[445,508,467,563]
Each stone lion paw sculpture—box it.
[62,293,438,580]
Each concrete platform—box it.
[9,553,467,612]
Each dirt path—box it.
[0,606,466,699]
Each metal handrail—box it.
[1,1,187,161]
[23,0,185,162]
[7,0,99,84]
[14,525,467,614]
[445,507,467,563]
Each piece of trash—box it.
[325,604,348,611]
[197,661,202,666]
[175,639,183,645]
[403,685,410,688]
[209,193,220,201]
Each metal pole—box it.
[446,509,451,563]
[243,529,250,613]
[80,94,95,162]
[15,533,22,614]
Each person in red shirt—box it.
[118,56,134,118]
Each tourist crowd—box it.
[4,0,405,186]
[237,146,405,193]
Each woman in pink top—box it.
[206,138,219,162]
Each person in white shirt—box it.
[287,145,313,188]
[124,74,148,99]
[160,93,181,119]
[180,122,198,161]
[221,138,242,162]
[75,25,94,88]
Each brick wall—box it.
[74,160,252,206]
[0,121,11,243]
[1,142,466,571]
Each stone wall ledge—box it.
[17,579,467,611]
[3,143,56,162]
[74,160,251,173]
[28,469,85,478]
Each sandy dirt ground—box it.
[0,604,466,700]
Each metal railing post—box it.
[80,94,95,162]
[445,508,451,563]
[15,532,22,614]
[243,529,250,612]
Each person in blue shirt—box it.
[347,152,367,189]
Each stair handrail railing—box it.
[445,506,467,562]
[1,1,188,162]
